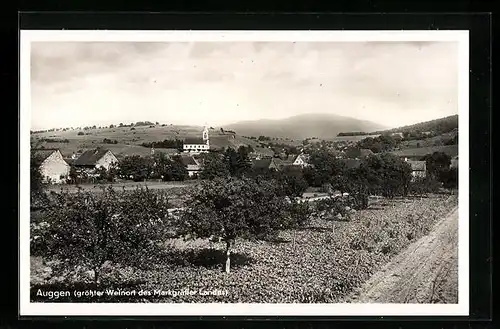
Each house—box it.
[31,148,70,184]
[405,159,427,180]
[359,148,374,158]
[292,153,310,167]
[183,126,210,154]
[273,154,296,168]
[391,132,404,138]
[181,155,201,177]
[73,148,119,171]
[251,158,280,173]
[450,156,459,169]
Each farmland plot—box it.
[30,193,458,303]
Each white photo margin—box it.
[19,29,470,316]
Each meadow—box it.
[31,124,262,158]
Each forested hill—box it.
[373,115,458,135]
[337,115,458,137]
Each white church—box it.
[183,125,210,154]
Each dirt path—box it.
[348,206,459,304]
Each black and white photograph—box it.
[20,30,469,316]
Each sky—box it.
[30,41,459,131]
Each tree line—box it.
[141,139,184,150]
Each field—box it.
[31,125,261,158]
[30,193,458,303]
[391,145,458,159]
[331,134,381,142]
[45,180,195,193]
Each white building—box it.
[73,148,119,171]
[31,148,70,184]
[292,153,310,167]
[183,126,210,154]
[181,155,201,176]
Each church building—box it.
[183,125,210,154]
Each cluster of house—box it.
[31,148,119,184]
[250,153,310,172]
[31,146,207,184]
[32,126,455,185]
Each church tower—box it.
[202,124,209,145]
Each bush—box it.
[439,167,458,189]
[409,176,441,196]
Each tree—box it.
[179,177,288,273]
[304,149,345,187]
[95,163,118,183]
[119,155,152,181]
[165,155,189,181]
[409,176,441,196]
[344,166,371,209]
[356,134,399,153]
[424,152,452,180]
[236,146,252,177]
[31,154,45,194]
[359,153,412,198]
[67,166,79,185]
[439,167,458,189]
[275,166,308,198]
[199,153,230,180]
[224,147,251,178]
[152,154,188,181]
[36,187,170,284]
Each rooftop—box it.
[252,158,274,170]
[407,160,426,171]
[31,148,59,162]
[184,138,206,145]
[74,148,111,166]
[180,156,199,166]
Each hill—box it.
[30,124,261,158]
[223,113,387,140]
[374,115,458,135]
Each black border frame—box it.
[13,12,492,327]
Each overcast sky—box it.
[30,41,458,130]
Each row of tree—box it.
[356,134,402,153]
[141,139,184,150]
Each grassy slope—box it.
[390,144,458,158]
[31,125,261,158]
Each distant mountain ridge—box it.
[223,113,387,140]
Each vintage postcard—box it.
[20,30,469,316]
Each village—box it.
[30,123,458,193]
